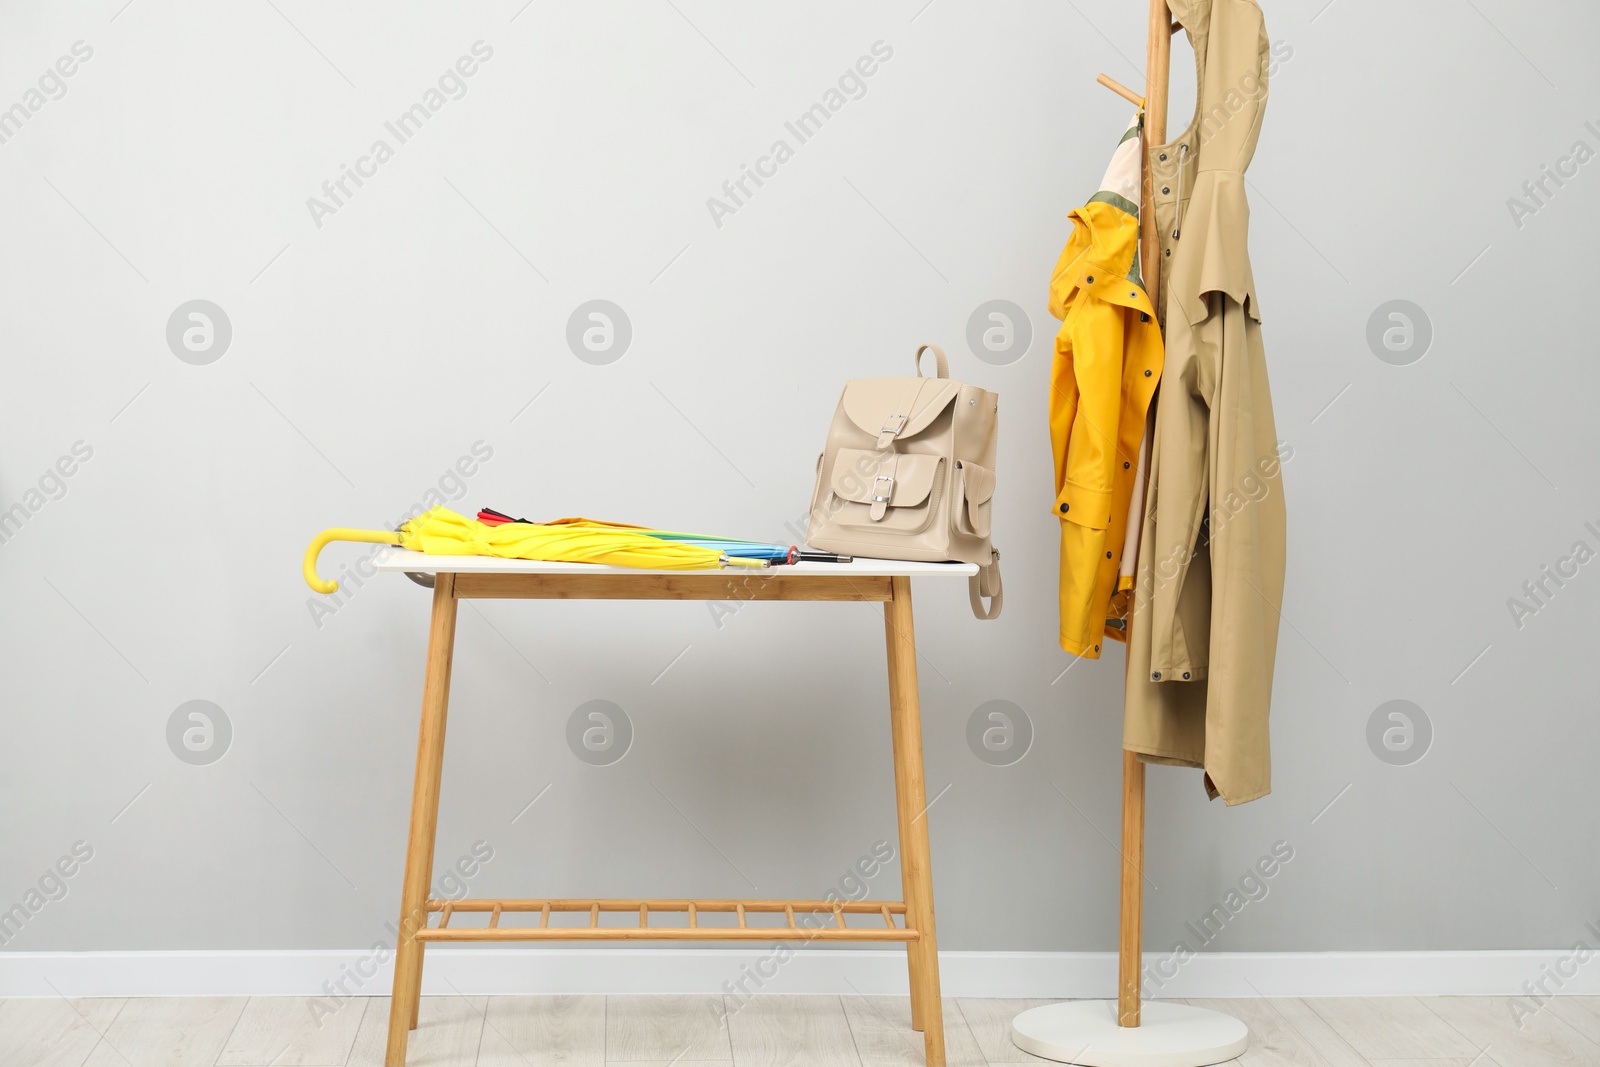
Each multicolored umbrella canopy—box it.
[490,513,793,563]
[303,506,772,594]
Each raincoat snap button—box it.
[1086,275,1095,283]
[1106,551,1113,558]
[1144,369,1152,377]
[1152,672,1162,680]
[1162,186,1170,194]
[1159,153,1168,161]
[1060,503,1069,513]
[1124,462,1131,469]
[1182,672,1191,679]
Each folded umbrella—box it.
[303,506,761,594]
[478,509,795,562]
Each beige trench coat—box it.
[1123,0,1287,805]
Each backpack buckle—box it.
[869,474,895,520]
[876,413,907,449]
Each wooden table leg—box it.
[1118,748,1146,1026]
[884,576,945,1067]
[385,573,459,1067]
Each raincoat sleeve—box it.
[1049,299,1124,529]
[1140,309,1214,676]
[1046,221,1092,501]
[1048,211,1122,530]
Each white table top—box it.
[373,548,977,578]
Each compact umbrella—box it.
[303,506,763,594]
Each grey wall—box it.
[2,0,1597,962]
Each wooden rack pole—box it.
[1140,0,1173,314]
[1116,0,1173,1032]
[1117,747,1147,1027]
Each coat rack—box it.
[1009,2,1250,1063]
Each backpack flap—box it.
[839,378,961,448]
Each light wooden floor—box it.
[0,994,1595,1066]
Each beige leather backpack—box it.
[807,344,1003,619]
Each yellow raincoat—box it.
[1049,116,1163,658]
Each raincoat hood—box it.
[1154,0,1272,325]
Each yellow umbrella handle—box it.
[303,528,401,594]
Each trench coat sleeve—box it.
[1202,297,1286,804]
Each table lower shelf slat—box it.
[416,896,917,942]
[415,926,916,942]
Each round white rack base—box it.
[1011,1000,1249,1066]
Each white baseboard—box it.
[1,948,1595,1000]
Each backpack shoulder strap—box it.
[968,549,1002,620]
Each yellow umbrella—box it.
[303,506,759,594]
